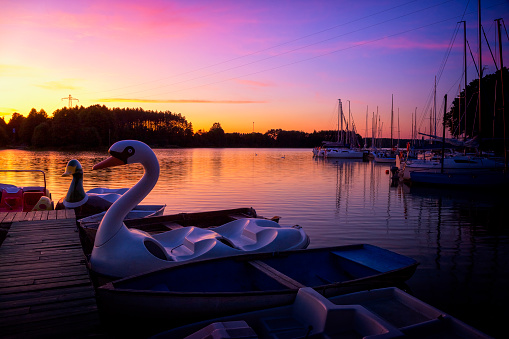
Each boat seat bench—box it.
[330,250,404,273]
[248,260,305,289]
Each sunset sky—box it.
[1,0,508,139]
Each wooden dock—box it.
[0,210,107,338]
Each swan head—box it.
[93,140,157,170]
[62,159,88,207]
[62,159,83,177]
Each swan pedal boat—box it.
[77,207,274,255]
[158,287,491,339]
[95,244,419,336]
[88,140,310,280]
[0,169,54,212]
[56,159,165,220]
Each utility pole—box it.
[61,94,79,108]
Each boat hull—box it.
[410,170,509,187]
[159,287,491,339]
[95,244,418,336]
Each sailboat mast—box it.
[414,107,417,147]
[462,20,467,139]
[396,107,400,148]
[434,76,437,138]
[348,100,351,146]
[338,99,343,144]
[391,94,394,148]
[496,18,507,167]
[365,106,368,148]
[372,111,375,149]
[478,0,482,137]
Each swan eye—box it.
[110,146,136,164]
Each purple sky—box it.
[1,0,508,138]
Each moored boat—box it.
[95,244,418,336]
[409,169,509,187]
[400,154,504,181]
[55,159,165,219]
[77,207,277,256]
[157,287,491,339]
[0,169,54,212]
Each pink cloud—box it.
[0,0,210,41]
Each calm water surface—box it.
[1,147,507,337]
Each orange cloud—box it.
[97,98,265,104]
[35,79,81,90]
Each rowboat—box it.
[158,287,491,339]
[0,169,54,212]
[95,244,418,336]
[77,207,271,255]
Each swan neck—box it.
[66,174,87,203]
[95,152,159,247]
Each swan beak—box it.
[93,156,125,170]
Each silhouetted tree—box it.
[51,108,81,146]
[32,122,51,148]
[207,122,226,146]
[6,113,25,144]
[0,117,9,146]
[20,108,48,145]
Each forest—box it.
[0,104,353,149]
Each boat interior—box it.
[108,246,414,293]
[0,185,51,212]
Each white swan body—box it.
[90,140,309,278]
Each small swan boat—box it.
[89,140,310,279]
[55,159,165,220]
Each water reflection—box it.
[0,147,507,337]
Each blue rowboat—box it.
[158,287,491,339]
[96,244,418,336]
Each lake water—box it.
[1,147,507,337]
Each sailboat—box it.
[403,5,507,187]
[374,95,398,164]
[313,99,365,159]
[405,95,507,186]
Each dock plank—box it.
[0,213,107,338]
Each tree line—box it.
[0,104,361,149]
